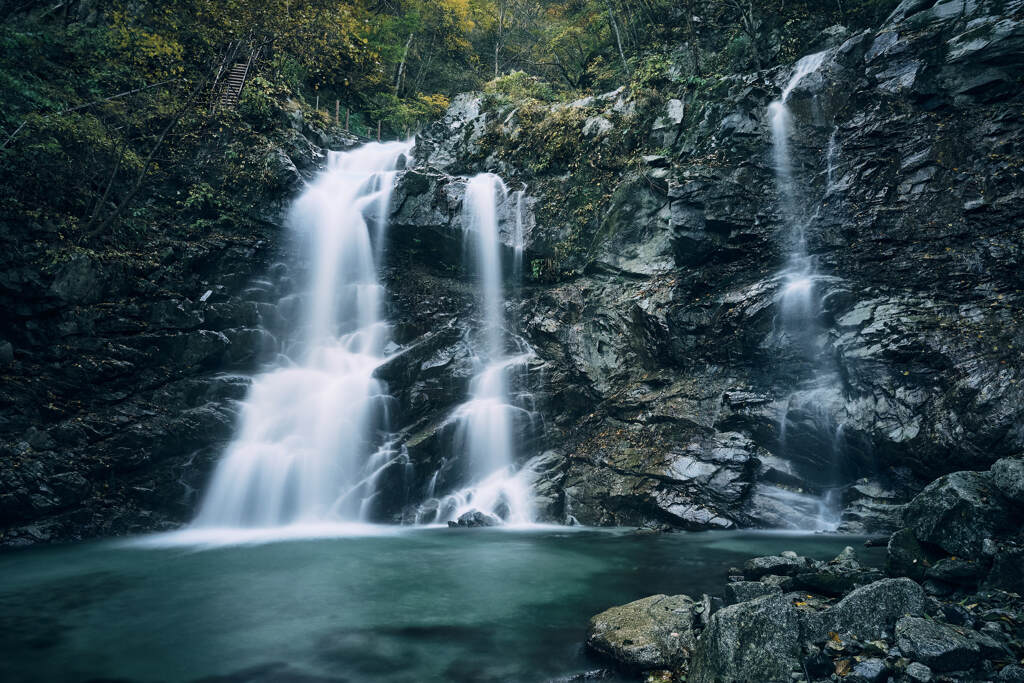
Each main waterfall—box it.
[192,141,412,529]
[765,51,844,531]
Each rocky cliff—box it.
[2,0,1022,545]
[386,0,1024,532]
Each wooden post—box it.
[335,100,339,126]
[345,108,350,133]
[315,95,319,111]
[377,121,381,141]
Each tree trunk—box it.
[605,0,630,74]
[394,32,413,96]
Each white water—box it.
[426,174,535,525]
[767,52,843,532]
[192,141,413,530]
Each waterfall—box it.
[192,141,413,529]
[422,174,536,526]
[766,52,843,531]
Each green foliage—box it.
[484,71,556,103]
[0,0,906,252]
[629,54,674,91]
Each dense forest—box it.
[1,0,898,250]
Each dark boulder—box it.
[903,471,1014,557]
[989,457,1024,507]
[689,593,804,683]
[446,510,500,528]
[985,544,1024,593]
[886,528,934,581]
[924,558,986,586]
[724,580,782,605]
[810,578,927,642]
[895,616,980,672]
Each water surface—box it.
[0,528,882,682]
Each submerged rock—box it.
[447,510,500,528]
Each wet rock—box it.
[887,528,933,581]
[904,661,933,682]
[989,457,1024,506]
[850,657,888,683]
[810,578,927,642]
[724,580,782,605]
[585,594,698,672]
[689,593,803,683]
[903,471,1014,557]
[896,616,981,672]
[985,544,1024,593]
[743,553,815,579]
[793,546,885,596]
[998,665,1024,682]
[447,510,500,528]
[924,558,986,586]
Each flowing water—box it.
[0,530,882,683]
[767,52,844,531]
[193,141,412,529]
[422,174,537,525]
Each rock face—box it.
[390,0,1024,532]
[585,594,699,672]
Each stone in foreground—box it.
[585,594,698,672]
[689,592,803,683]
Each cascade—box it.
[422,174,537,525]
[767,51,844,531]
[192,141,413,529]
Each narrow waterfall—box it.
[426,174,535,525]
[767,52,843,531]
[192,141,412,529]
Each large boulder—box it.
[902,471,1014,557]
[585,594,699,672]
[895,616,981,672]
[689,593,804,683]
[809,578,927,641]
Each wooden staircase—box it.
[210,38,263,113]
[218,62,249,110]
